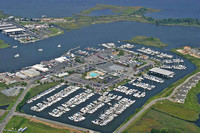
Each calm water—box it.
[0,0,200,72]
[0,21,200,72]
[0,0,200,19]
[1,0,200,132]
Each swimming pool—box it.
[89,72,99,77]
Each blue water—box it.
[0,0,200,72]
[0,0,200,19]
[0,21,200,72]
[89,72,99,77]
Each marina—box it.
[19,42,196,132]
[0,0,200,132]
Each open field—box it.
[28,81,60,99]
[4,115,82,133]
[124,36,168,49]
[122,108,200,133]
[48,27,64,36]
[0,39,10,49]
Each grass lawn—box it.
[124,36,168,49]
[122,108,200,133]
[152,80,200,121]
[16,82,60,112]
[29,82,60,99]
[0,39,10,49]
[48,27,64,36]
[4,115,81,133]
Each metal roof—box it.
[149,67,174,76]
[3,28,24,33]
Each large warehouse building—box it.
[149,67,175,78]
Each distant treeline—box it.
[146,17,200,25]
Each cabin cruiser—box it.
[57,44,61,48]
[14,54,19,58]
[38,49,43,52]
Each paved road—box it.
[0,62,92,133]
[116,72,200,133]
[0,79,36,133]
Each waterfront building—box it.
[149,67,175,78]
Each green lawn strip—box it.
[29,81,60,99]
[16,82,60,112]
[124,36,168,49]
[122,108,200,133]
[0,39,10,49]
[4,115,70,133]
[48,27,64,36]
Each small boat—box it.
[14,54,19,58]
[38,49,43,52]
[118,41,120,43]
[13,46,18,48]
[57,44,61,48]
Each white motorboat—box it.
[14,54,19,58]
[57,44,61,48]
[38,49,43,52]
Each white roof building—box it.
[15,72,28,79]
[56,72,69,77]
[3,28,24,33]
[149,67,175,78]
[32,64,49,72]
[21,69,40,77]
[55,56,68,63]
